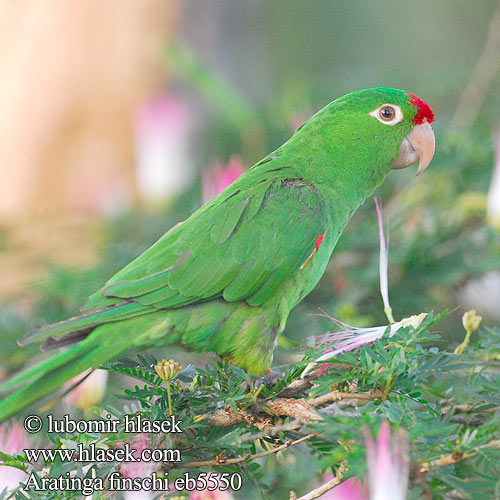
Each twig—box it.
[292,476,342,500]
[206,397,320,428]
[420,439,500,472]
[240,420,310,443]
[449,414,484,427]
[205,389,377,428]
[277,363,353,398]
[440,403,497,415]
[238,390,376,441]
[179,432,319,469]
[261,398,321,420]
[439,402,498,427]
[291,462,347,500]
[310,389,382,408]
[277,368,326,397]
[205,407,250,427]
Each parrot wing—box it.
[21,175,329,346]
[87,176,329,310]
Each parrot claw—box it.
[255,369,284,390]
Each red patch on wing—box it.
[300,232,327,270]
[407,93,435,125]
[315,232,326,249]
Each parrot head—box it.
[336,87,435,176]
[293,87,435,188]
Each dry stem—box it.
[420,439,500,472]
[291,462,348,500]
[179,432,319,469]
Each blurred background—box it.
[0,0,500,489]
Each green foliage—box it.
[2,314,499,499]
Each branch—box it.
[261,398,321,420]
[177,432,319,469]
[420,439,500,472]
[240,420,310,443]
[277,368,326,397]
[290,463,347,500]
[449,414,484,427]
[206,397,320,429]
[440,402,498,427]
[310,389,382,408]
[440,402,497,415]
[205,389,378,428]
[277,363,353,398]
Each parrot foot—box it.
[255,369,284,390]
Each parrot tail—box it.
[18,301,153,347]
[0,323,130,422]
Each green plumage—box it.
[0,88,423,421]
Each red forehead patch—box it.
[407,93,435,125]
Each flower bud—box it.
[155,359,182,382]
[462,310,482,333]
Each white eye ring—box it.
[369,104,404,125]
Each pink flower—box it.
[189,480,234,500]
[202,156,245,203]
[134,95,194,203]
[303,313,426,376]
[364,421,409,500]
[0,421,32,491]
[316,422,408,500]
[319,477,367,499]
[120,434,158,500]
[64,369,108,411]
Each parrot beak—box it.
[392,121,435,176]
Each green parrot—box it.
[0,87,435,421]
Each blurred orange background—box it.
[0,0,178,297]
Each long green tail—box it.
[18,302,152,346]
[0,324,132,422]
[0,298,279,421]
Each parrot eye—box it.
[380,106,395,120]
[369,104,403,125]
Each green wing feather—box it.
[19,171,329,351]
[83,175,329,313]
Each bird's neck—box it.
[278,126,392,231]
